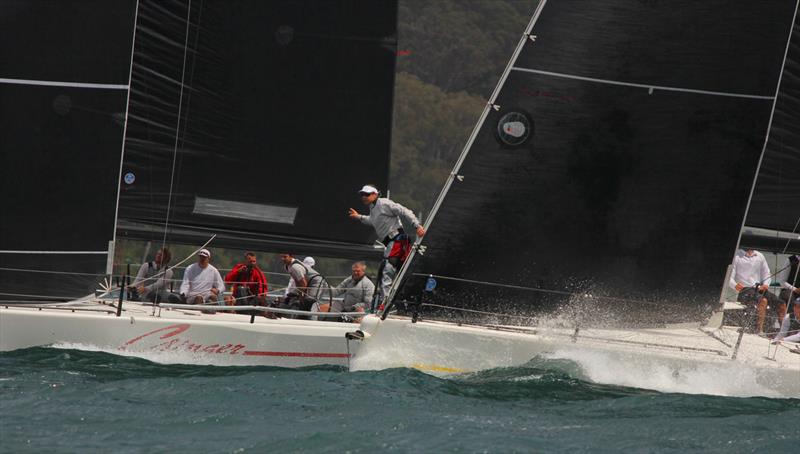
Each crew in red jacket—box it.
[224,252,268,307]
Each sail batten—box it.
[510,67,776,100]
[0,78,130,90]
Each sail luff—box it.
[111,0,142,256]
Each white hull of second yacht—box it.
[350,316,800,398]
[0,302,358,368]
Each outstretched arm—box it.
[349,208,370,225]
[386,200,425,237]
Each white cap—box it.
[358,185,378,195]
[198,248,211,258]
[303,256,316,267]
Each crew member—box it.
[774,254,800,342]
[728,248,782,334]
[348,184,424,309]
[320,261,375,314]
[224,252,268,309]
[773,302,800,343]
[277,253,330,316]
[130,247,173,303]
[776,254,800,316]
[178,249,225,305]
[284,256,316,296]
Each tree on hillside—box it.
[389,72,485,216]
[397,0,539,97]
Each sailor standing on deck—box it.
[348,184,425,309]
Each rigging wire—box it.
[158,0,194,269]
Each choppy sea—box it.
[1,347,797,453]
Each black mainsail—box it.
[115,0,399,260]
[0,0,399,302]
[0,0,137,301]
[393,0,799,322]
[741,10,800,254]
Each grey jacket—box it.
[132,262,174,294]
[357,197,421,241]
[287,260,329,301]
[332,276,375,311]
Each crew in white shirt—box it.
[728,249,782,334]
[179,249,225,305]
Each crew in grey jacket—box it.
[348,184,425,308]
[330,261,375,312]
[130,248,173,303]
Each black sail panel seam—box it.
[510,67,775,100]
[0,78,128,90]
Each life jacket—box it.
[288,259,326,300]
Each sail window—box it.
[193,197,297,225]
[496,111,532,147]
[275,25,294,45]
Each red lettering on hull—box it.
[120,324,190,350]
[120,324,349,359]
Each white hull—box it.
[0,302,357,367]
[351,316,800,398]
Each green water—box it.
[1,348,797,453]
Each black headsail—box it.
[740,10,800,255]
[0,0,137,301]
[115,0,399,260]
[393,0,799,323]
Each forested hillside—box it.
[390,0,539,217]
